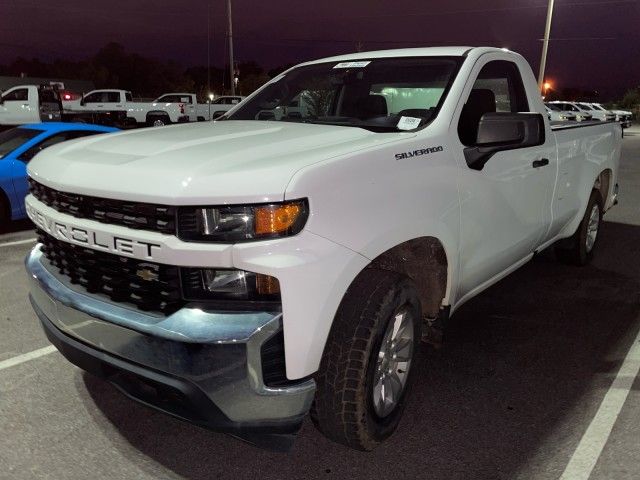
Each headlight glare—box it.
[181,268,281,302]
[179,199,308,242]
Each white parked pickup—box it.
[589,102,632,128]
[0,85,128,127]
[25,47,621,451]
[64,89,192,126]
[153,93,245,122]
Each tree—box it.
[239,73,270,96]
[621,88,640,109]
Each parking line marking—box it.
[0,345,57,371]
[559,327,640,480]
[0,238,37,248]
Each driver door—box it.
[454,56,557,301]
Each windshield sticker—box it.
[397,116,422,131]
[333,61,371,69]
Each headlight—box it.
[181,268,281,302]
[178,199,308,242]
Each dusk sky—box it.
[1,0,639,96]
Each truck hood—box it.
[28,121,407,205]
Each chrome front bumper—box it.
[26,244,315,449]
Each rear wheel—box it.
[147,113,171,127]
[311,269,422,450]
[555,189,603,265]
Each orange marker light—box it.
[256,274,281,295]
[255,203,303,235]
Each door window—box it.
[105,92,121,103]
[83,92,103,103]
[2,88,29,102]
[458,60,529,146]
[157,94,192,103]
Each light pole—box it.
[538,0,555,93]
[207,1,211,96]
[227,0,235,96]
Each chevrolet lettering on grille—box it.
[26,203,162,260]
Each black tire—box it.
[0,195,11,233]
[146,114,171,127]
[311,269,422,450]
[0,195,10,230]
[555,189,603,266]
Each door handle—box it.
[532,158,549,168]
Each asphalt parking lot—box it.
[1,125,639,480]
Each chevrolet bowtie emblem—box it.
[136,266,159,282]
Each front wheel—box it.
[311,269,422,450]
[555,189,603,265]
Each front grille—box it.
[29,179,176,235]
[38,231,184,314]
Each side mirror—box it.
[464,112,545,171]
[80,96,86,106]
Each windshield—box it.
[225,57,461,132]
[546,103,562,111]
[578,103,593,110]
[0,128,40,158]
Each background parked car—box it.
[0,85,128,128]
[589,103,632,127]
[545,103,577,121]
[209,95,246,119]
[575,102,616,122]
[0,122,118,223]
[153,93,245,122]
[64,89,191,127]
[548,101,593,121]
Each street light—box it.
[538,0,555,93]
[208,93,214,120]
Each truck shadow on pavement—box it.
[80,220,640,480]
[0,219,33,235]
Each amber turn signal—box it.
[255,202,303,235]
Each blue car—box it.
[0,123,118,223]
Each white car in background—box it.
[589,103,632,128]
[548,102,593,122]
[153,94,245,121]
[545,103,576,122]
[64,89,191,126]
[575,102,616,122]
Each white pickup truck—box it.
[64,89,192,126]
[0,85,128,128]
[153,93,245,122]
[589,102,633,128]
[25,47,621,451]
